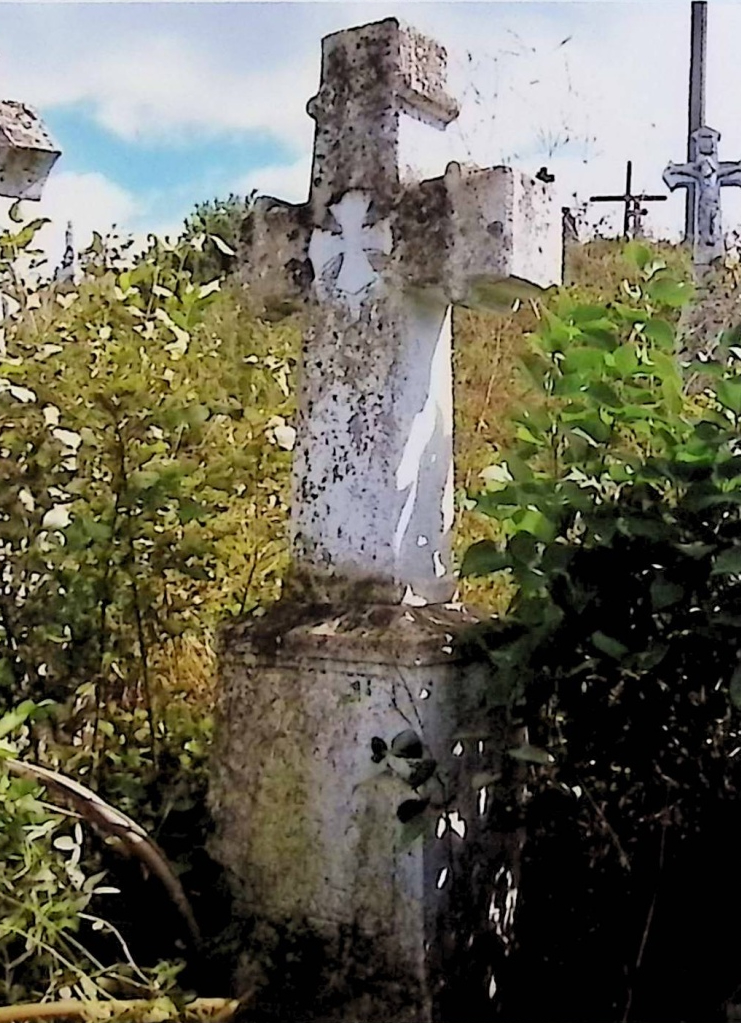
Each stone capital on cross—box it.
[0,100,60,201]
[664,125,741,268]
[239,18,561,603]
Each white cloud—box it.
[0,171,140,271]
[0,20,316,150]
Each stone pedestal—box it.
[209,601,515,1021]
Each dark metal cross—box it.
[590,160,667,239]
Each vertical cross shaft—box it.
[686,1,708,243]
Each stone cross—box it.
[242,17,560,605]
[214,19,560,1020]
[664,125,741,269]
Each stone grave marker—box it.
[210,17,561,1021]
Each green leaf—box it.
[717,377,741,416]
[0,700,37,740]
[588,382,621,408]
[609,343,639,377]
[591,631,629,659]
[642,317,675,350]
[507,744,554,765]
[569,304,610,324]
[624,240,652,269]
[460,541,511,577]
[539,308,573,349]
[730,665,741,710]
[513,507,556,542]
[711,547,741,576]
[177,497,208,524]
[650,577,684,610]
[647,276,694,308]
[561,347,605,376]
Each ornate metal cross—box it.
[664,125,741,268]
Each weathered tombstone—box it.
[0,100,60,201]
[664,126,741,272]
[0,100,60,355]
[209,18,561,1021]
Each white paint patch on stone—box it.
[448,810,466,839]
[308,191,392,320]
[394,306,452,560]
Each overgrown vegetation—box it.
[2,187,739,1022]
[0,206,293,1016]
[461,242,741,1021]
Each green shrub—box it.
[460,242,741,1020]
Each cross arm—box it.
[396,161,561,309]
[239,197,313,311]
[663,162,697,191]
[718,162,741,187]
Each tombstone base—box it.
[209,597,511,1022]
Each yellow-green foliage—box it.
[1,225,700,707]
[452,238,694,609]
[1,237,297,716]
[0,211,708,1007]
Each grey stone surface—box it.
[0,100,60,200]
[239,17,561,605]
[211,602,518,1020]
[213,17,554,1019]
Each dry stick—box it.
[622,823,667,1023]
[577,775,631,872]
[5,759,201,948]
[0,997,238,1022]
[112,419,158,767]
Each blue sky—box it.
[2,1,741,266]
